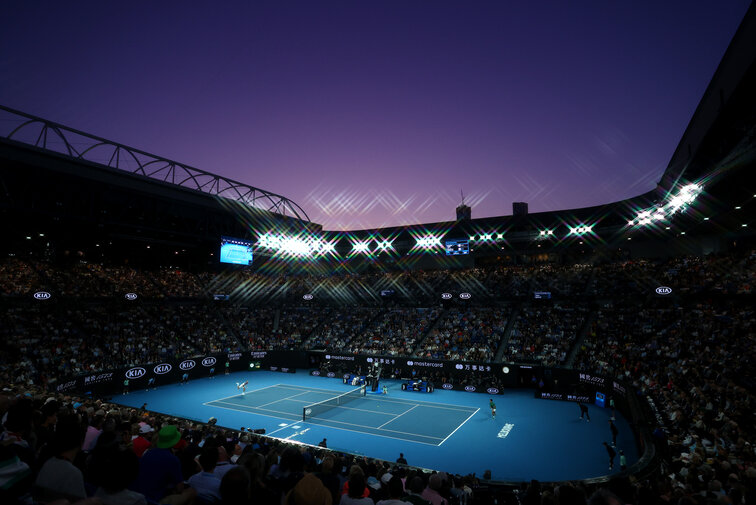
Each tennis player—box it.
[489,398,496,419]
[236,380,249,395]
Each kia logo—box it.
[487,387,500,394]
[464,385,476,392]
[325,355,331,360]
[154,364,172,374]
[303,294,314,300]
[281,368,289,372]
[460,292,472,299]
[326,372,336,378]
[442,383,453,390]
[125,367,146,379]
[33,291,51,300]
[455,364,464,370]
[441,293,452,300]
[124,293,138,300]
[312,371,321,376]
[655,286,672,295]
[366,358,373,362]
[179,360,196,371]
[406,361,414,366]
[202,357,217,367]
[270,366,278,371]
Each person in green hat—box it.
[133,425,193,504]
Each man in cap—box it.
[134,425,194,504]
[132,424,153,457]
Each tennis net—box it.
[302,386,366,422]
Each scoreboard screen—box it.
[445,239,470,255]
[220,236,254,265]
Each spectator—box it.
[92,448,147,505]
[188,445,222,503]
[421,474,447,505]
[34,414,86,501]
[285,473,332,505]
[377,475,411,505]
[402,477,430,505]
[133,425,193,505]
[219,466,250,505]
[341,472,374,505]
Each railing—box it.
[0,104,310,222]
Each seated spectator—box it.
[341,471,374,505]
[377,475,411,505]
[285,473,332,505]
[402,476,430,505]
[133,425,194,505]
[188,445,222,503]
[34,415,87,502]
[421,474,447,505]
[132,424,153,458]
[219,466,250,505]
[93,448,147,505]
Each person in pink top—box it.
[420,474,447,505]
[82,412,104,452]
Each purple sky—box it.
[1,1,750,231]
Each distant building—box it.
[513,202,528,217]
[456,204,471,221]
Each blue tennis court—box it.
[111,370,638,482]
[205,384,478,445]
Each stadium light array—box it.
[375,239,394,252]
[257,232,338,259]
[626,182,704,230]
[414,235,442,249]
[537,229,555,239]
[408,228,446,253]
[568,224,594,236]
[665,183,703,215]
[351,241,370,254]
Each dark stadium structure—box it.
[1,4,755,505]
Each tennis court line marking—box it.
[207,399,444,442]
[438,407,479,446]
[377,404,418,429]
[272,384,478,413]
[267,421,299,436]
[256,391,311,409]
[206,383,283,404]
[203,400,443,446]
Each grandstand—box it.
[1,5,755,505]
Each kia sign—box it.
[487,387,500,395]
[326,372,336,378]
[442,383,453,390]
[201,357,217,367]
[655,286,672,295]
[33,291,51,300]
[179,360,196,371]
[125,367,146,379]
[441,292,452,300]
[302,294,314,300]
[124,293,138,300]
[459,292,472,299]
[153,363,172,374]
[464,385,477,392]
[311,370,321,376]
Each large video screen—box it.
[445,238,470,256]
[220,236,254,265]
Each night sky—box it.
[1,1,749,231]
